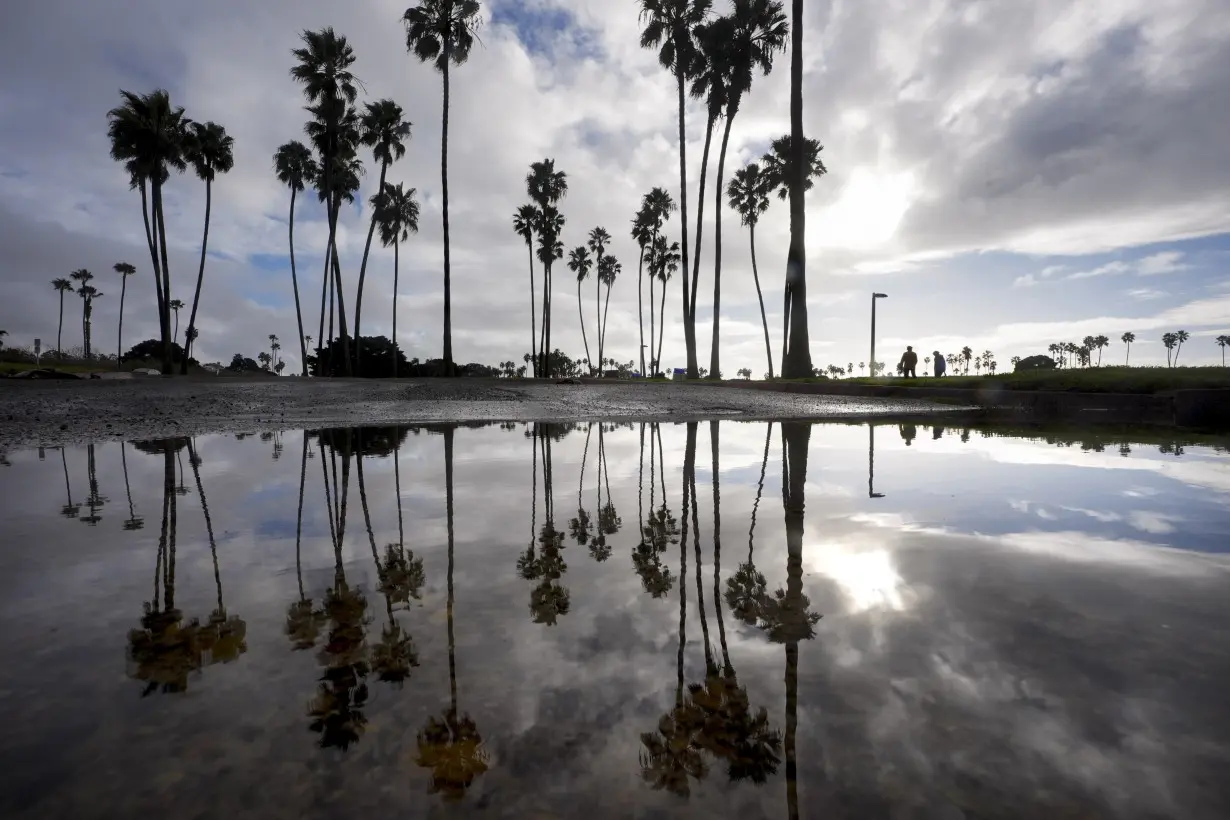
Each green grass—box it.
[0,361,95,375]
[782,366,1230,394]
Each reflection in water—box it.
[7,421,1230,818]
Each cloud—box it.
[1012,273,1039,288]
[1127,288,1166,300]
[1068,261,1132,280]
[1135,250,1189,275]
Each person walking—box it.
[899,346,918,378]
[933,351,946,377]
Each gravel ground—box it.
[0,377,976,447]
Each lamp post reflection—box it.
[868,425,885,499]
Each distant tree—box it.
[1010,356,1020,369]
[169,298,184,342]
[1162,332,1177,367]
[1121,332,1135,365]
[114,263,138,369]
[1081,336,1096,365]
[1217,335,1230,367]
[960,346,972,374]
[1093,334,1109,366]
[1173,330,1190,366]
[567,245,594,371]
[858,362,865,375]
[313,335,410,378]
[124,339,195,367]
[924,355,931,373]
[737,367,752,379]
[275,361,286,375]
[51,277,75,356]
[258,351,272,371]
[228,353,262,373]
[274,140,319,376]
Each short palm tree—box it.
[513,204,541,374]
[51,277,75,357]
[655,237,682,371]
[169,299,184,344]
[181,121,234,374]
[1162,332,1177,367]
[106,88,189,374]
[403,0,483,377]
[598,253,621,370]
[960,345,973,374]
[761,133,827,201]
[639,0,712,378]
[114,263,137,368]
[727,162,775,377]
[274,140,319,375]
[354,99,412,370]
[588,227,612,369]
[374,182,421,375]
[568,246,594,371]
[1121,331,1136,365]
[1174,330,1190,366]
[292,27,360,377]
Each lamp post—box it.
[870,293,887,377]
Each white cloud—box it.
[1012,273,1038,288]
[1136,251,1189,275]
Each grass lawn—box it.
[0,361,96,375]
[790,366,1230,394]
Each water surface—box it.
[1,422,1228,819]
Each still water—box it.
[1,422,1228,819]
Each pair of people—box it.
[896,347,947,378]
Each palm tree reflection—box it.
[79,443,108,525]
[633,423,677,598]
[189,438,247,666]
[286,431,325,651]
[519,424,571,625]
[120,441,144,531]
[417,427,489,800]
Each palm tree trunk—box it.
[648,271,656,375]
[328,204,351,376]
[577,279,591,370]
[690,111,717,325]
[392,237,401,377]
[188,439,221,611]
[601,273,614,374]
[353,160,389,374]
[441,60,454,376]
[686,423,712,672]
[677,424,690,706]
[444,427,458,710]
[657,274,667,375]
[182,178,213,374]
[317,248,330,375]
[709,108,736,379]
[710,421,729,672]
[527,241,538,377]
[83,302,92,359]
[56,291,65,358]
[296,432,307,600]
[637,246,646,376]
[122,442,136,520]
[749,224,774,379]
[139,179,166,339]
[781,0,812,379]
[288,189,309,376]
[1126,344,1130,366]
[117,276,127,369]
[595,250,603,373]
[153,179,175,375]
[675,69,698,379]
[785,640,799,820]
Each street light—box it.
[870,293,888,378]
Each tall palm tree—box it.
[1174,329,1190,366]
[113,263,137,369]
[292,28,360,377]
[51,278,75,357]
[106,88,189,375]
[639,0,712,378]
[1217,335,1229,367]
[1121,331,1136,366]
[169,298,184,344]
[418,427,489,798]
[180,121,234,374]
[727,162,775,377]
[274,141,319,375]
[588,227,612,370]
[781,0,810,380]
[598,254,621,372]
[513,204,541,375]
[568,246,594,371]
[374,182,421,376]
[403,0,483,377]
[354,100,412,369]
[310,140,364,374]
[527,159,569,377]
[709,0,788,379]
[631,205,655,376]
[655,237,682,374]
[72,270,102,359]
[642,187,676,374]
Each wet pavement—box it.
[1,420,1228,819]
[0,378,973,448]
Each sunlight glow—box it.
[808,544,908,614]
[814,168,916,249]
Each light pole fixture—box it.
[870,293,888,377]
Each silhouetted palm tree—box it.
[728,162,775,377]
[188,439,247,666]
[527,159,569,377]
[286,431,325,650]
[1162,332,1177,367]
[403,0,483,376]
[51,277,75,358]
[513,204,541,374]
[274,140,319,375]
[782,0,810,381]
[180,121,234,373]
[111,263,137,368]
[1217,335,1229,367]
[568,245,594,370]
[639,0,712,378]
[106,88,188,374]
[70,269,96,357]
[1174,330,1190,365]
[632,204,655,375]
[588,226,613,369]
[374,182,421,375]
[1121,331,1136,366]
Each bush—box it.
[1014,355,1057,372]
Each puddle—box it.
[1,421,1228,819]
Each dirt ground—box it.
[0,377,974,447]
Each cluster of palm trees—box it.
[1160,330,1191,368]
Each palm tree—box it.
[51,278,75,358]
[761,133,825,374]
[180,121,234,375]
[960,345,972,375]
[292,28,360,378]
[374,182,421,376]
[513,204,541,375]
[568,246,594,371]
[310,142,364,374]
[598,253,621,372]
[113,263,137,369]
[106,89,189,375]
[1174,330,1190,366]
[639,0,712,378]
[708,0,788,380]
[588,227,613,370]
[527,159,569,377]
[274,141,319,376]
[727,162,775,378]
[1121,331,1136,365]
[169,298,184,344]
[655,238,682,372]
[1162,332,1177,367]
[1093,334,1109,367]
[1217,335,1230,367]
[631,204,655,376]
[353,100,412,370]
[403,0,483,377]
[120,441,144,530]
[73,271,102,359]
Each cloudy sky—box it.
[2,0,1229,374]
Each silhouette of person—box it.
[932,424,945,440]
[933,351,946,377]
[899,423,917,446]
[899,346,918,378]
